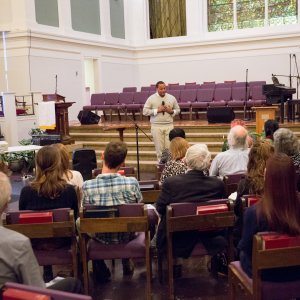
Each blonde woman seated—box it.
[54,144,84,205]
[160,137,189,184]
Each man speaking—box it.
[143,81,180,161]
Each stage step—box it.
[69,121,300,174]
[70,132,231,143]
[76,140,224,153]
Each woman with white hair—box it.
[156,144,226,262]
[273,128,300,168]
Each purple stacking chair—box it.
[141,86,150,92]
[248,81,266,89]
[133,91,149,120]
[232,82,248,88]
[223,173,245,197]
[179,89,197,120]
[168,84,185,90]
[200,82,216,89]
[247,85,266,110]
[4,282,92,300]
[185,83,200,90]
[191,88,215,118]
[229,232,300,300]
[105,92,120,121]
[79,203,151,297]
[209,87,232,107]
[118,92,134,120]
[83,93,106,120]
[185,82,197,86]
[161,200,235,299]
[215,83,233,89]
[227,86,248,114]
[167,83,179,88]
[168,90,180,103]
[149,84,156,92]
[4,208,78,278]
[123,87,137,92]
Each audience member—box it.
[54,143,84,204]
[238,154,300,281]
[263,119,279,144]
[156,144,226,264]
[233,141,274,247]
[222,119,253,151]
[160,137,189,183]
[160,127,186,164]
[274,128,300,168]
[19,145,78,282]
[82,141,142,281]
[19,145,78,217]
[210,125,249,177]
[0,172,82,293]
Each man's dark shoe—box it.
[43,265,54,283]
[122,259,134,276]
[208,252,228,278]
[93,260,111,283]
[173,264,182,279]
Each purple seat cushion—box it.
[230,261,300,299]
[83,105,97,111]
[246,100,266,107]
[95,104,110,110]
[192,102,209,108]
[227,100,245,107]
[126,103,141,110]
[209,101,227,107]
[88,232,146,260]
[179,102,191,109]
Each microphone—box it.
[162,101,165,115]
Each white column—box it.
[1,92,18,146]
[186,0,202,38]
[99,0,111,40]
[125,0,148,46]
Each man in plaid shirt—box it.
[82,141,142,281]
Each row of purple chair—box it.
[84,82,267,121]
[83,91,150,121]
[122,81,266,93]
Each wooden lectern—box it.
[42,94,75,144]
[252,106,278,134]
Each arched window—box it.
[208,0,297,32]
[149,0,186,39]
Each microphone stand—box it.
[290,54,292,87]
[293,54,300,99]
[244,68,249,121]
[118,106,152,181]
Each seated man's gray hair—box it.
[185,144,211,171]
[0,172,11,212]
[227,125,248,149]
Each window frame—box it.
[206,0,299,33]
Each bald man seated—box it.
[209,125,250,177]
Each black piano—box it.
[262,84,296,123]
